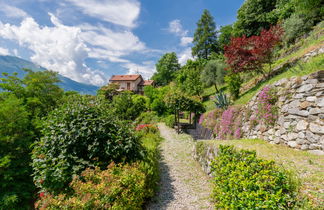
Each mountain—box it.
[0,55,100,95]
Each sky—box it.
[0,0,244,86]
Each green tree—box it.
[176,59,205,96]
[0,94,35,208]
[192,9,218,59]
[97,83,120,101]
[200,60,226,93]
[144,86,170,116]
[151,52,180,86]
[218,25,233,52]
[233,0,278,37]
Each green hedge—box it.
[211,145,299,209]
[163,114,175,128]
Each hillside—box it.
[0,55,99,95]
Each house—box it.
[109,74,154,94]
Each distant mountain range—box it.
[0,55,99,95]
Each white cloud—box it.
[0,47,10,55]
[0,3,28,19]
[178,48,193,65]
[65,0,140,28]
[122,61,155,80]
[0,14,106,86]
[168,19,193,47]
[180,36,193,46]
[168,19,187,37]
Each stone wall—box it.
[241,70,324,153]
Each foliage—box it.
[0,94,35,209]
[35,122,162,210]
[192,9,219,59]
[225,73,243,100]
[32,96,144,194]
[97,83,120,101]
[135,124,158,134]
[214,91,230,110]
[200,59,226,93]
[112,91,147,121]
[233,0,278,37]
[35,163,148,209]
[225,25,283,77]
[282,14,312,45]
[254,86,278,126]
[218,24,233,52]
[152,52,180,86]
[211,145,299,209]
[176,59,204,96]
[164,115,176,128]
[0,70,64,208]
[144,86,170,116]
[134,111,159,125]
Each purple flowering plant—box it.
[255,86,278,126]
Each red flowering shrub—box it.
[136,124,158,134]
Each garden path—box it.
[146,123,213,210]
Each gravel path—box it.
[146,123,213,210]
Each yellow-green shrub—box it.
[211,145,299,209]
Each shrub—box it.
[35,163,147,209]
[35,123,162,209]
[211,145,298,209]
[32,96,144,194]
[135,124,159,134]
[283,14,312,45]
[225,74,242,100]
[214,91,230,110]
[135,111,159,125]
[164,115,175,128]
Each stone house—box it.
[109,74,154,94]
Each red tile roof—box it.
[109,74,141,81]
[143,80,154,86]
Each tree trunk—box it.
[214,84,219,93]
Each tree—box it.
[151,52,180,86]
[97,83,120,101]
[224,25,283,78]
[200,60,226,93]
[218,25,233,53]
[232,0,278,37]
[176,59,205,96]
[192,9,218,59]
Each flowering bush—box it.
[255,86,278,126]
[136,124,158,134]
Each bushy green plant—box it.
[135,111,159,125]
[283,14,312,45]
[225,74,242,100]
[211,145,298,209]
[164,115,175,128]
[32,96,144,194]
[36,123,162,210]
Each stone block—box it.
[298,132,305,139]
[297,84,314,93]
[288,133,298,140]
[309,123,324,134]
[296,138,305,145]
[306,96,316,102]
[300,101,311,109]
[308,150,324,155]
[296,120,308,131]
[316,97,324,107]
[288,141,298,148]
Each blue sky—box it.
[0,0,244,86]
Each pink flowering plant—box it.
[255,86,278,126]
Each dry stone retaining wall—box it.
[241,70,324,153]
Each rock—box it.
[267,129,274,135]
[300,145,309,150]
[294,94,304,99]
[288,133,298,140]
[282,135,288,141]
[297,84,314,93]
[296,120,308,130]
[308,115,317,121]
[289,100,300,109]
[305,131,320,143]
[287,109,309,116]
[309,144,320,150]
[306,96,317,102]
[316,97,324,107]
[274,138,280,144]
[319,114,324,120]
[296,138,305,145]
[308,150,324,155]
[306,79,318,84]
[309,108,323,115]
[309,123,324,134]
[288,141,298,148]
[300,101,311,109]
[275,130,281,137]
[284,122,290,129]
[298,132,305,139]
